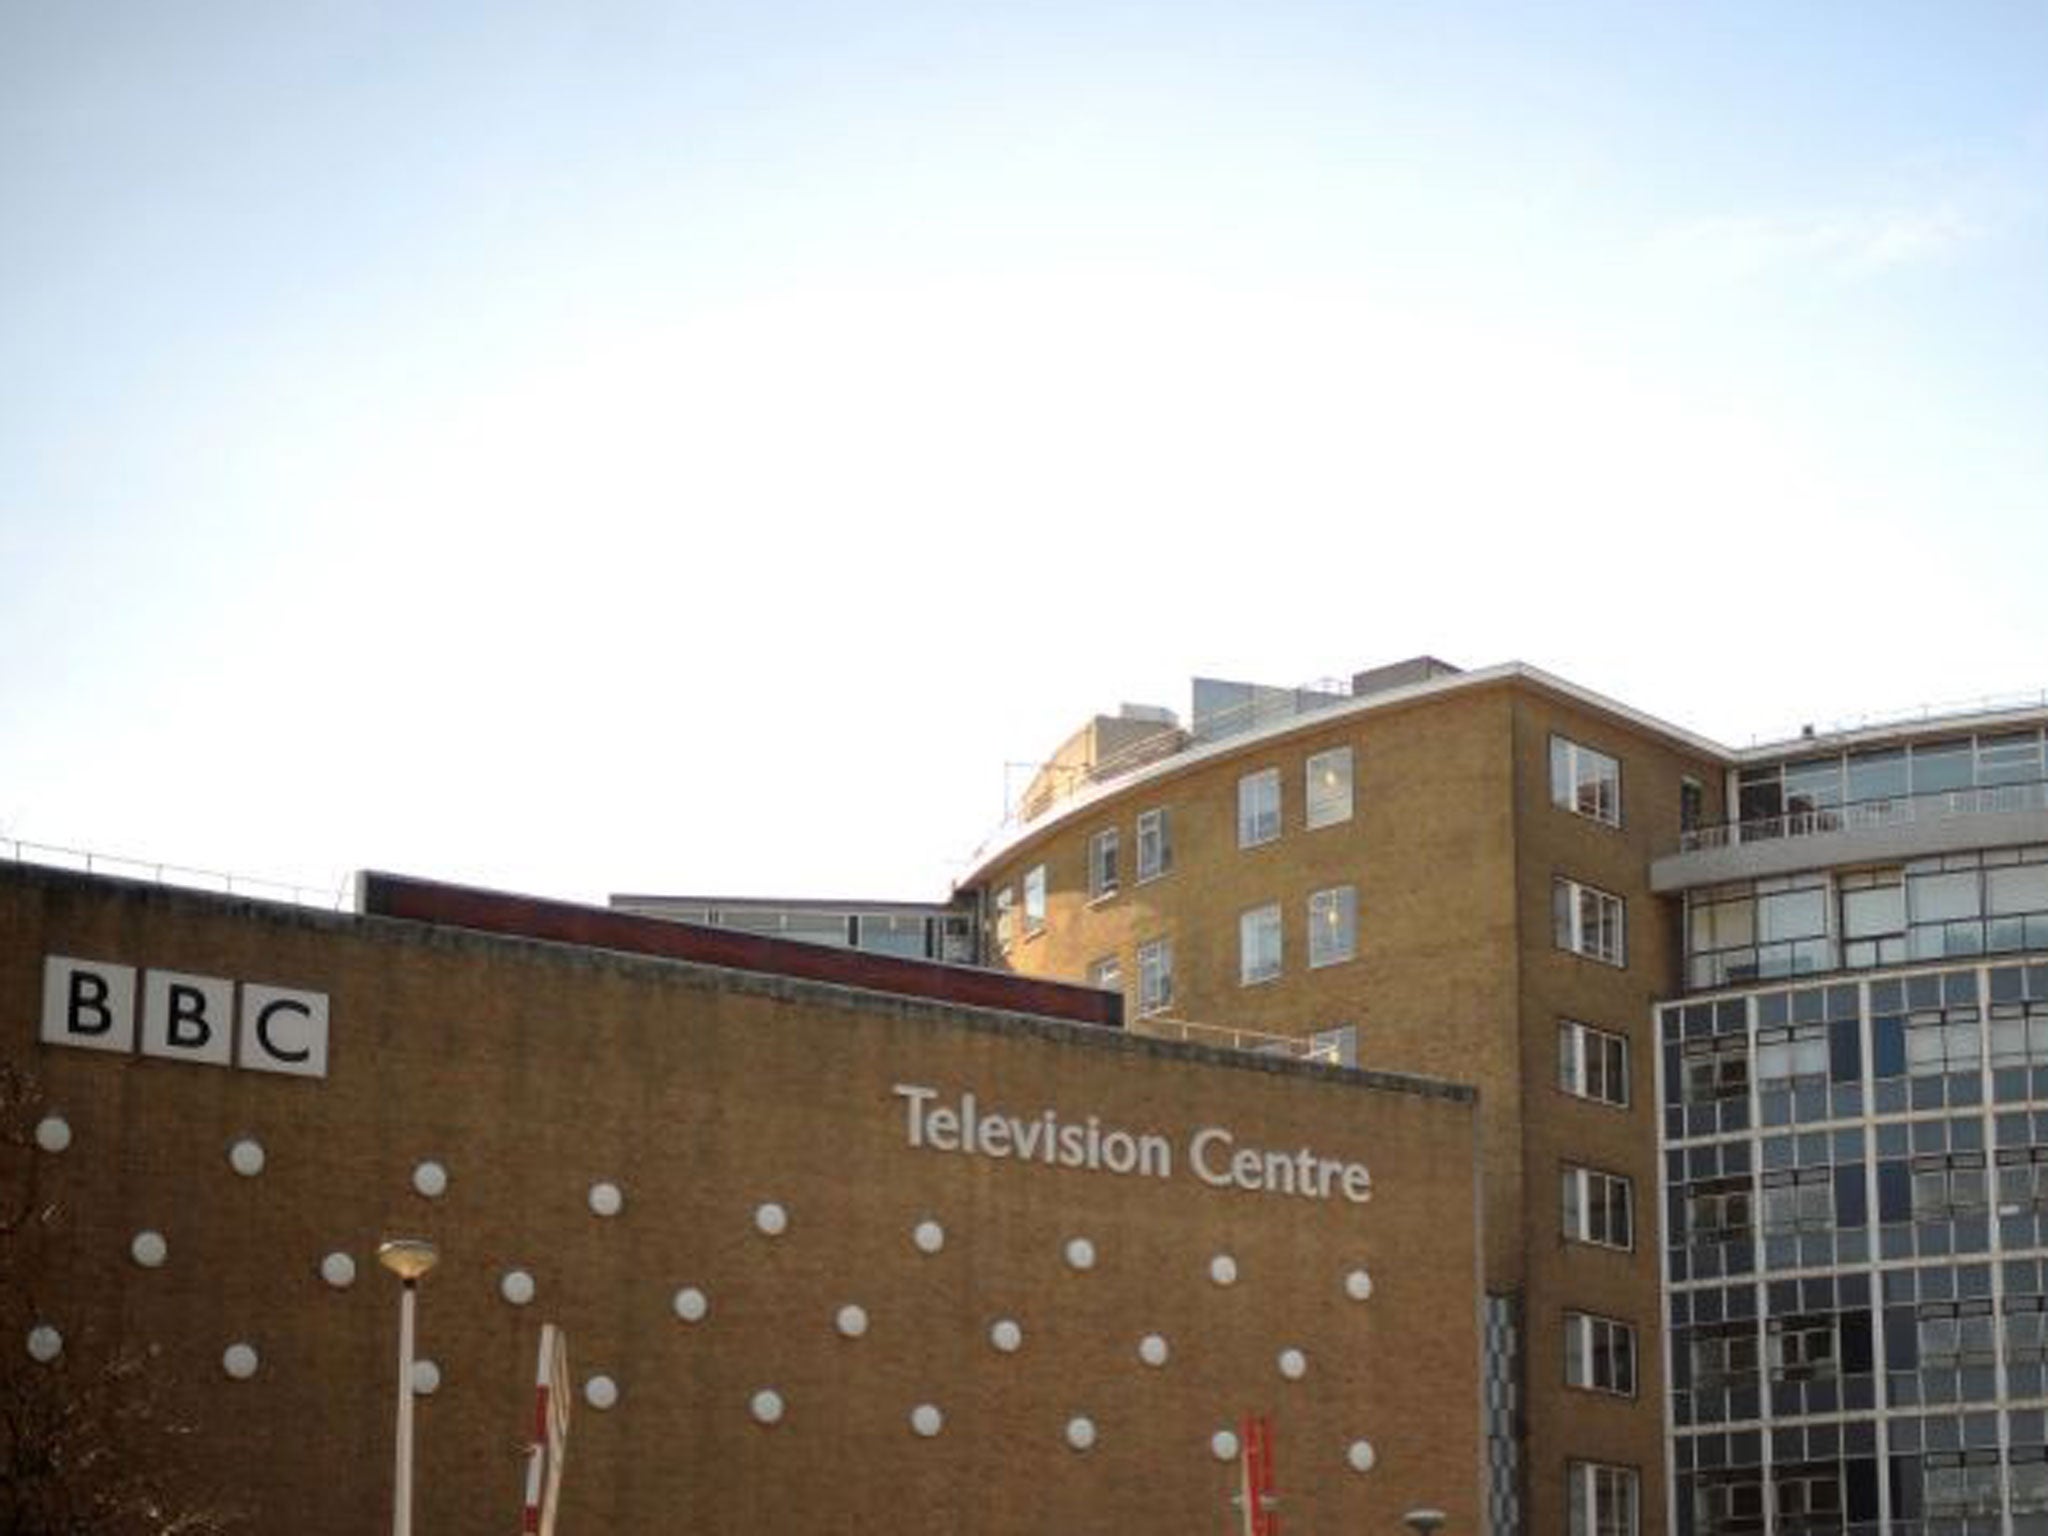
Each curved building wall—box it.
[964,669,1728,1535]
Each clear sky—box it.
[3,1,2045,906]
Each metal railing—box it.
[1676,779,2048,854]
[1,836,351,911]
[1130,1013,1342,1063]
[1750,688,2048,749]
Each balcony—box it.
[1654,780,2048,892]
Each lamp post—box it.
[378,1238,440,1536]
[1402,1510,1447,1535]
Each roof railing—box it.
[1,836,351,911]
[1129,1013,1343,1063]
[1676,779,2048,855]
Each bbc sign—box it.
[41,955,329,1079]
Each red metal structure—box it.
[1236,1414,1279,1536]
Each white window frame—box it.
[1564,1311,1638,1397]
[1554,877,1626,967]
[1088,828,1120,900]
[1557,1019,1629,1107]
[1136,808,1171,882]
[1238,768,1281,849]
[1090,955,1122,996]
[1305,746,1354,830]
[992,886,1016,950]
[1308,885,1357,968]
[1309,1023,1357,1067]
[1239,903,1282,986]
[1568,1460,1639,1536]
[1137,938,1173,1015]
[1550,735,1621,827]
[1562,1164,1634,1250]
[1023,865,1047,936]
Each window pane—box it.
[1979,731,2043,785]
[1846,748,1908,801]
[1309,885,1357,967]
[1911,739,1975,793]
[1758,887,1827,942]
[1989,864,2048,916]
[1305,748,1353,829]
[1911,870,1981,924]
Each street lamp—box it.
[1403,1511,1447,1536]
[378,1238,440,1536]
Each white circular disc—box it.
[990,1318,1023,1353]
[1345,1268,1374,1301]
[1065,1416,1097,1451]
[1211,1429,1241,1462]
[836,1304,869,1339]
[35,1116,71,1154]
[412,1359,441,1395]
[750,1388,784,1425]
[1347,1439,1377,1473]
[913,1219,945,1254]
[585,1374,619,1410]
[910,1403,943,1437]
[222,1343,259,1380]
[26,1324,62,1363]
[412,1161,448,1199]
[673,1286,709,1323]
[228,1138,265,1177]
[320,1251,356,1289]
[588,1181,623,1217]
[1209,1253,1238,1286]
[754,1202,788,1237]
[131,1230,167,1268]
[1278,1347,1308,1380]
[1138,1333,1169,1367]
[501,1269,536,1306]
[1064,1236,1096,1271]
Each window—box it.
[1090,956,1121,995]
[1554,878,1626,966]
[1305,747,1353,829]
[1911,1153,1989,1220]
[1023,865,1047,936]
[1137,939,1172,1015]
[1923,1456,2002,1519]
[1088,829,1120,900]
[1760,1169,1833,1235]
[1239,904,1282,985]
[1551,736,1621,826]
[1773,1468,1842,1530]
[1682,1037,1750,1104]
[1840,867,1906,968]
[1309,1023,1357,1067]
[1693,1474,1763,1536]
[1238,769,1280,848]
[1680,776,1706,835]
[1754,1023,1828,1089]
[1136,808,1171,881]
[1557,1020,1629,1106]
[1568,1461,1639,1536]
[1686,1176,1752,1241]
[1562,1165,1634,1249]
[1690,1323,1759,1390]
[1565,1311,1637,1396]
[992,886,1016,950]
[1767,1315,1838,1383]
[1308,885,1357,968]
[1917,1302,1996,1370]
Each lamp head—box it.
[377,1237,440,1282]
[1403,1511,1447,1536]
